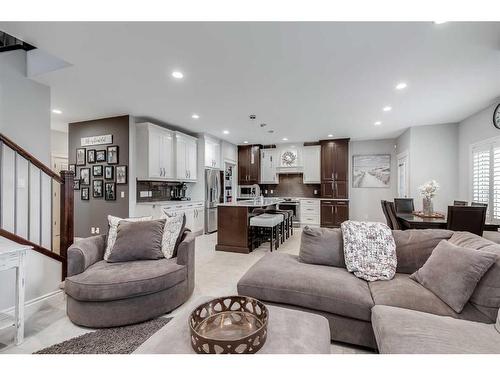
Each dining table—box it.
[396,213,500,232]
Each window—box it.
[471,138,500,223]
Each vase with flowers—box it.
[419,180,440,216]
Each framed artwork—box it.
[93,180,103,198]
[107,145,119,164]
[68,164,76,174]
[96,150,106,162]
[80,168,90,185]
[81,187,89,201]
[352,154,391,188]
[87,149,96,164]
[116,165,127,184]
[73,179,81,190]
[76,148,86,166]
[105,182,116,201]
[104,165,114,180]
[92,165,103,177]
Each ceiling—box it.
[2,22,500,143]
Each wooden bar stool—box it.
[249,213,284,252]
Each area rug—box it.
[35,317,171,354]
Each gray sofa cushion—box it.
[299,226,345,267]
[410,240,496,313]
[392,229,453,274]
[448,232,500,322]
[65,258,187,301]
[497,309,500,333]
[372,305,500,354]
[107,219,166,262]
[237,253,374,321]
[369,273,491,323]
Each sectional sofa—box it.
[237,227,500,353]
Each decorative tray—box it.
[412,211,445,219]
[189,296,268,354]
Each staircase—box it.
[0,133,74,279]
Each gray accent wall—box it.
[68,115,130,237]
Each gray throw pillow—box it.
[496,309,500,334]
[410,240,497,313]
[107,219,166,262]
[299,226,345,268]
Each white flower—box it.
[419,180,440,199]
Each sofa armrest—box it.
[67,234,107,277]
[176,230,196,295]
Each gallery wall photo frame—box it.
[352,154,391,188]
[104,165,114,180]
[87,149,96,164]
[96,149,106,162]
[116,165,127,184]
[93,180,103,198]
[76,148,86,166]
[105,182,116,201]
[92,165,103,177]
[107,145,119,165]
[69,164,76,174]
[73,179,81,190]
[80,168,90,185]
[81,187,89,201]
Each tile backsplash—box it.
[260,173,320,198]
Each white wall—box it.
[349,139,398,222]
[0,50,61,311]
[458,98,500,200]
[50,130,68,157]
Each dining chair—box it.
[394,198,414,213]
[385,201,401,230]
[381,200,391,228]
[446,205,487,236]
[471,202,488,208]
[453,200,468,206]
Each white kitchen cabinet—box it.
[205,136,221,169]
[221,141,237,163]
[175,132,198,181]
[193,205,204,233]
[260,149,278,184]
[145,201,204,236]
[300,199,320,226]
[302,145,321,184]
[136,123,174,180]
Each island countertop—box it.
[217,198,284,207]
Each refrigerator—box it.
[205,169,221,233]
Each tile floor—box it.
[0,228,369,354]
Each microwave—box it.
[238,184,260,198]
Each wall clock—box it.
[494,103,500,129]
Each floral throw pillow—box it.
[341,220,397,281]
[160,211,186,259]
[104,215,153,260]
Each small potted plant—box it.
[419,180,440,216]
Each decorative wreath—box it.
[281,150,297,167]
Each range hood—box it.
[276,165,303,174]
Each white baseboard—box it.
[0,290,64,322]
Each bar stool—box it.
[249,213,284,252]
[265,209,292,242]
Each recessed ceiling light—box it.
[191,114,199,119]
[395,82,407,90]
[223,130,229,134]
[282,137,288,141]
[52,109,62,114]
[434,21,447,24]
[383,106,392,112]
[328,134,333,137]
[374,121,382,126]
[243,141,249,144]
[172,71,184,79]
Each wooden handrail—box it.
[0,133,63,183]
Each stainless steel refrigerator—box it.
[205,169,221,233]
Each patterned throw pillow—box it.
[341,220,397,281]
[160,211,186,259]
[104,215,153,260]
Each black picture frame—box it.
[73,179,81,190]
[105,182,116,201]
[96,149,106,162]
[81,187,89,201]
[68,164,76,174]
[87,149,96,164]
[107,145,119,165]
[104,165,114,180]
[93,180,103,198]
[116,165,127,184]
[92,165,103,177]
[80,168,90,185]
[76,148,86,166]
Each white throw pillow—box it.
[160,211,186,259]
[104,215,153,260]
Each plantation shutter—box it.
[493,146,500,220]
[472,147,490,206]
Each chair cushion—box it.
[237,253,374,321]
[65,258,187,302]
[409,240,496,313]
[372,305,500,354]
[250,213,283,227]
[369,273,491,323]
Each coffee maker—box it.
[171,183,190,201]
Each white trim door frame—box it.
[397,151,410,198]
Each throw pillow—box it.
[104,215,152,260]
[410,240,497,313]
[107,219,166,262]
[341,220,397,281]
[496,309,500,334]
[299,226,345,268]
[160,211,186,259]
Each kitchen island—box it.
[215,198,283,253]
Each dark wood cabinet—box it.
[320,139,349,199]
[238,145,261,185]
[320,200,349,228]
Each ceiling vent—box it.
[0,30,35,53]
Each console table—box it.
[0,236,31,345]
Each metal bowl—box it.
[189,296,269,354]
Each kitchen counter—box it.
[218,197,284,207]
